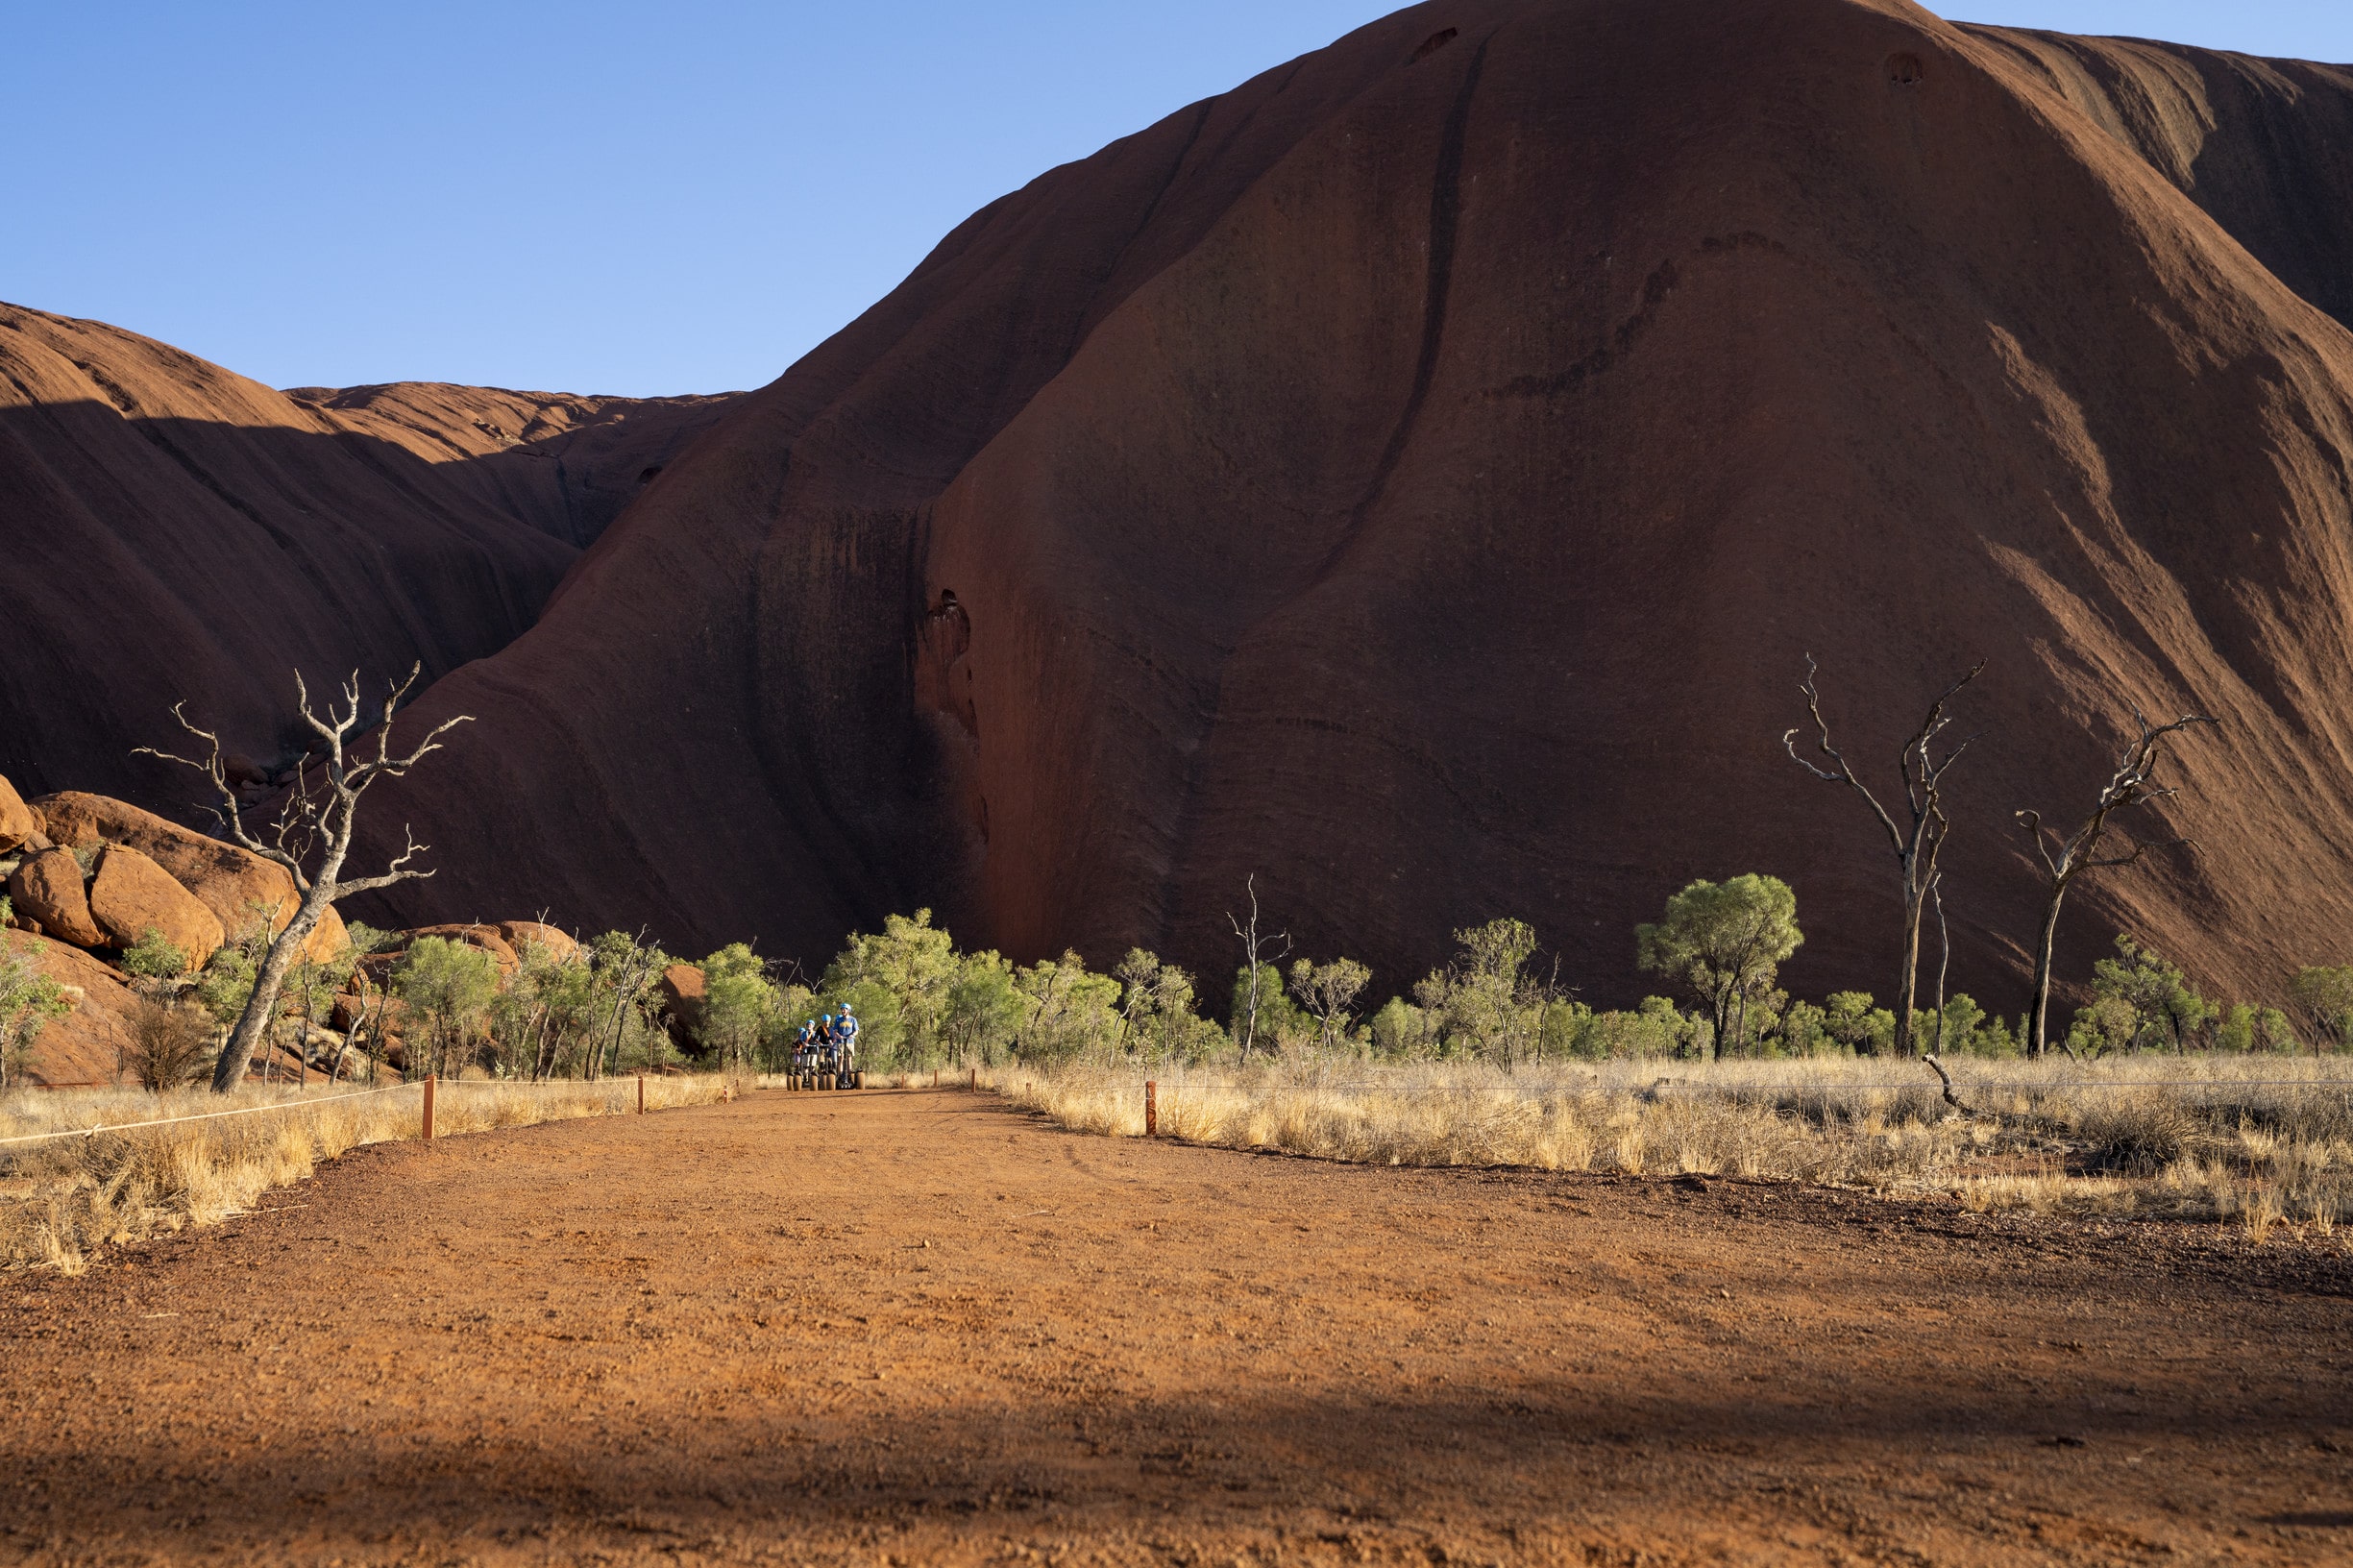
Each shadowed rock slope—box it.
[337,0,2353,1009]
[0,303,741,805]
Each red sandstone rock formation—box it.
[34,792,346,963]
[7,848,104,949]
[0,302,744,807]
[86,845,224,969]
[0,776,34,853]
[2,931,139,1088]
[44,1,2353,1014]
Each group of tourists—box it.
[787,1004,862,1090]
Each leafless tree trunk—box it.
[592,934,660,1081]
[139,666,471,1092]
[1784,655,1983,1057]
[2014,707,2216,1058]
[327,984,379,1086]
[1929,875,1949,1056]
[1226,875,1290,1061]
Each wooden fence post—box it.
[1145,1080,1157,1138]
[422,1074,436,1141]
[969,1067,977,1092]
[637,1074,646,1115]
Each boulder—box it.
[6,847,105,948]
[496,920,581,964]
[0,773,34,853]
[330,981,404,1034]
[404,923,520,974]
[86,845,224,969]
[30,792,345,963]
[2,930,136,1086]
[659,963,706,1041]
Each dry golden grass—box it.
[990,1055,2353,1235]
[0,1073,737,1272]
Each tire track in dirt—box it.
[0,1090,2347,1565]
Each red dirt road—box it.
[2,1090,2348,1565]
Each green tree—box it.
[1568,997,1700,1059]
[1635,875,1803,1059]
[1822,992,1894,1055]
[821,910,962,1066]
[329,921,403,1083]
[194,908,278,1036]
[1414,919,1539,1059]
[1232,966,1311,1047]
[275,929,364,1083]
[696,943,778,1073]
[585,931,672,1079]
[2290,966,2353,1054]
[1115,949,1210,1062]
[2088,935,2211,1052]
[119,927,193,995]
[1777,999,1829,1056]
[2066,993,2140,1058]
[485,937,600,1080]
[394,937,502,1079]
[2217,1000,2299,1054]
[942,951,1021,1064]
[1288,957,1371,1054]
[1012,950,1122,1062]
[1367,995,1431,1057]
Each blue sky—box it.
[7,2,2347,398]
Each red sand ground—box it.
[2,1089,2347,1564]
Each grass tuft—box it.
[0,1074,736,1269]
[990,1054,2353,1231]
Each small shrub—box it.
[119,927,192,992]
[126,999,214,1091]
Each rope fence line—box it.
[0,1071,681,1153]
[0,1081,418,1150]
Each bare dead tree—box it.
[1226,875,1291,1061]
[2013,706,2217,1059]
[1783,654,1984,1057]
[137,666,471,1091]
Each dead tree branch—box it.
[136,664,472,1091]
[2014,705,2217,1058]
[1782,654,1984,1056]
[1227,875,1291,1062]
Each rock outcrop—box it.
[0,774,34,852]
[34,792,345,963]
[495,921,581,964]
[7,847,104,949]
[3,931,139,1087]
[284,382,743,549]
[402,923,521,974]
[345,0,2353,1013]
[658,964,706,1042]
[0,303,746,807]
[86,845,225,969]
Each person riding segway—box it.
[790,1019,817,1090]
[836,1003,862,1090]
